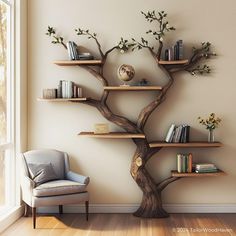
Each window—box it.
[0,0,14,213]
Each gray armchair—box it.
[20,149,89,228]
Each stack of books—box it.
[165,124,190,143]
[163,40,184,61]
[195,163,218,173]
[67,41,94,60]
[57,80,83,99]
[177,153,193,173]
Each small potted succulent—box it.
[198,113,221,142]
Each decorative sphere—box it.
[117,64,135,82]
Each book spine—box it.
[67,81,73,98]
[77,87,83,98]
[185,125,190,142]
[177,40,184,60]
[66,42,73,60]
[168,48,174,61]
[165,49,169,60]
[177,154,182,173]
[57,80,63,98]
[69,42,76,60]
[182,155,188,173]
[73,84,78,98]
[165,124,175,142]
[187,153,193,173]
[174,44,177,60]
[61,80,66,98]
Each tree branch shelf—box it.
[44,11,221,219]
[158,59,189,65]
[171,170,226,177]
[37,98,87,102]
[104,86,162,91]
[53,60,103,66]
[149,141,222,148]
[78,132,145,139]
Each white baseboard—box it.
[38,204,236,214]
[0,205,24,234]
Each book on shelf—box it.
[165,124,190,143]
[195,163,218,173]
[55,80,83,99]
[177,153,193,173]
[42,89,57,99]
[165,124,175,142]
[67,41,79,60]
[162,39,184,61]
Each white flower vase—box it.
[208,129,215,142]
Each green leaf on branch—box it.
[46,26,65,47]
[188,64,211,76]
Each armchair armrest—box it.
[21,175,35,191]
[66,171,90,185]
[20,175,36,206]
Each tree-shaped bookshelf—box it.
[44,10,223,218]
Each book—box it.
[177,154,182,173]
[187,153,193,173]
[195,169,218,173]
[66,42,73,60]
[177,40,184,60]
[165,124,176,142]
[176,153,193,173]
[57,80,63,98]
[173,125,183,143]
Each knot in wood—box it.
[135,157,143,167]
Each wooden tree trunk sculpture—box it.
[46,10,216,218]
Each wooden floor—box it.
[1,213,236,236]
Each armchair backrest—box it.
[22,149,67,180]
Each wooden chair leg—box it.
[32,207,36,229]
[85,201,89,221]
[59,205,63,214]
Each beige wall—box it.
[28,0,236,205]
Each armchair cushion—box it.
[33,179,87,197]
[28,163,58,186]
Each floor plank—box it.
[1,213,236,236]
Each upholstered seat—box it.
[33,180,87,197]
[20,149,90,228]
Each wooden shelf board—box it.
[149,141,222,148]
[158,59,189,65]
[78,132,145,139]
[53,60,103,66]
[104,86,162,91]
[37,98,87,102]
[171,170,226,177]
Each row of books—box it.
[67,41,94,60]
[163,40,184,61]
[57,80,83,99]
[177,153,193,173]
[165,124,190,143]
[177,153,219,173]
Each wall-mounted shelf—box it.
[53,60,103,66]
[158,59,188,65]
[37,98,87,102]
[78,132,145,139]
[104,86,162,91]
[171,170,226,177]
[149,141,222,148]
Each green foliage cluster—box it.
[46,26,65,45]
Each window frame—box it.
[0,0,16,213]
